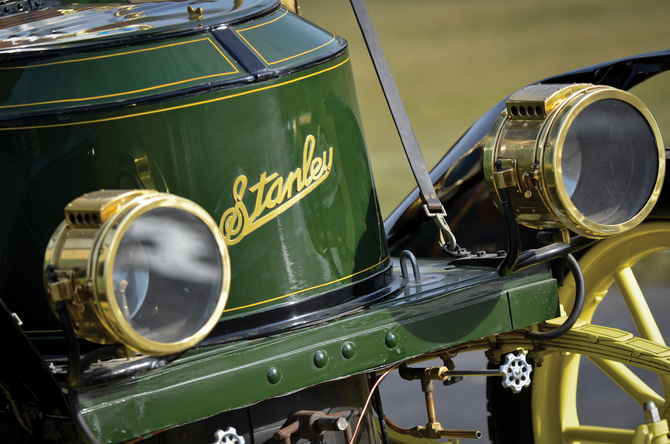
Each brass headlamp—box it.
[44,190,230,356]
[483,83,665,239]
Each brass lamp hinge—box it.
[493,158,519,189]
[520,162,541,199]
[46,269,91,310]
[494,158,541,200]
[46,269,75,303]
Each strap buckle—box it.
[423,204,457,252]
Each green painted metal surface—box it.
[231,8,342,70]
[78,261,558,443]
[1,49,390,340]
[508,280,560,329]
[0,37,244,116]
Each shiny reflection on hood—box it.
[0,0,269,52]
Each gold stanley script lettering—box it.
[219,135,334,245]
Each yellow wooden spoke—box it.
[532,223,670,444]
[589,356,664,407]
[563,425,633,444]
[614,267,665,345]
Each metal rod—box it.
[400,363,501,381]
[440,370,501,377]
[420,379,437,424]
[438,430,483,439]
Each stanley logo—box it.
[219,135,334,245]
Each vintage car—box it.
[1,0,669,443]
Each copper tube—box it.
[123,430,165,444]
[420,378,436,424]
[383,416,410,435]
[424,391,436,424]
[438,430,482,439]
[383,416,481,440]
[348,364,399,444]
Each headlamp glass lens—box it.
[561,99,659,225]
[112,207,223,344]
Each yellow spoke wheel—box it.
[532,222,670,443]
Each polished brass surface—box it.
[395,365,482,440]
[492,158,519,189]
[483,111,555,227]
[506,83,591,121]
[134,154,155,189]
[64,189,152,228]
[44,190,231,355]
[187,6,203,20]
[483,83,665,238]
[540,87,664,237]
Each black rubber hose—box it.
[80,346,117,372]
[80,352,183,388]
[525,253,585,341]
[497,186,520,277]
[513,236,597,272]
[369,372,390,444]
[56,304,101,444]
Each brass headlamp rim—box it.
[44,190,230,356]
[539,87,665,238]
[92,193,230,355]
[483,83,665,239]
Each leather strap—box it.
[348,0,458,250]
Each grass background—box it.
[299,0,670,217]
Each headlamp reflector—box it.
[111,207,224,345]
[559,99,658,226]
[44,190,230,355]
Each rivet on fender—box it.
[314,350,328,368]
[385,331,399,348]
[267,367,282,384]
[341,342,356,359]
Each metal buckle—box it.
[423,204,457,251]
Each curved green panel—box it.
[232,8,342,70]
[0,52,389,338]
[0,37,244,116]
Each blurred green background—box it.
[299,0,670,218]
